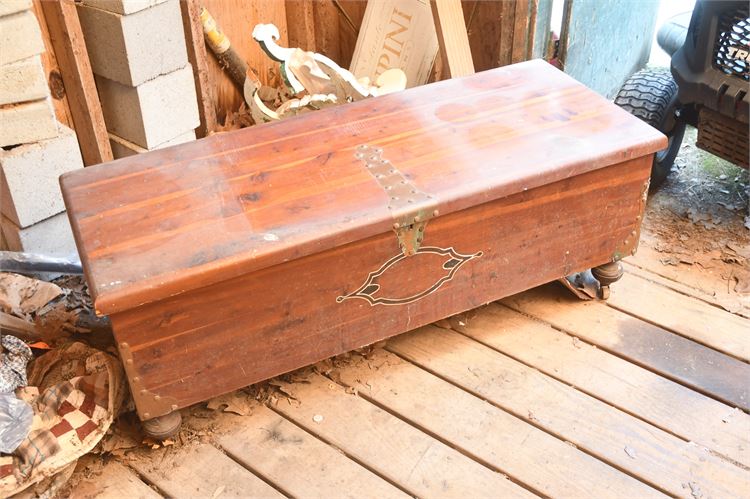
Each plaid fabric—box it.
[0,343,125,497]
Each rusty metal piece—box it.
[119,342,179,420]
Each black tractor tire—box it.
[614,68,686,189]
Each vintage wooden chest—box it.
[61,60,665,432]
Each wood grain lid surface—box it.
[61,59,667,315]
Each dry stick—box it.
[199,7,249,90]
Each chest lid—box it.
[61,60,666,315]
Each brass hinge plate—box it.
[119,341,179,420]
[355,144,438,255]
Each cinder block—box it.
[77,0,187,86]
[79,0,167,15]
[1,125,84,227]
[0,55,48,105]
[109,129,195,158]
[1,212,78,258]
[0,0,32,17]
[96,65,199,148]
[0,10,45,65]
[0,98,57,147]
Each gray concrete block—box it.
[0,0,32,17]
[109,129,195,158]
[1,212,78,258]
[0,55,48,105]
[0,98,57,147]
[0,10,44,65]
[79,0,167,15]
[96,64,199,148]
[77,0,187,86]
[1,125,84,227]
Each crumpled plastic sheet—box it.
[0,392,33,454]
[0,335,32,393]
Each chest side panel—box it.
[111,156,651,420]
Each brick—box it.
[96,65,199,148]
[0,0,31,17]
[0,98,57,147]
[0,10,44,65]
[77,0,187,86]
[1,125,83,227]
[109,129,195,159]
[0,55,48,105]
[1,212,78,258]
[79,0,167,15]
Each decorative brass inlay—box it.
[355,144,438,256]
[119,342,179,420]
[337,246,483,306]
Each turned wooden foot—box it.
[591,261,624,299]
[142,411,182,440]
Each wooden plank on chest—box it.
[608,272,750,361]
[452,302,750,468]
[337,349,664,498]
[388,326,750,498]
[217,405,410,499]
[129,443,284,498]
[270,373,534,498]
[503,285,750,410]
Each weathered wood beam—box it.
[39,0,112,165]
[430,0,475,78]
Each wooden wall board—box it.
[389,326,750,498]
[180,0,218,138]
[430,0,475,77]
[201,0,289,122]
[31,0,74,131]
[454,302,750,468]
[37,0,113,165]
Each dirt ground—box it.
[637,126,750,310]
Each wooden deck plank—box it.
[217,405,410,499]
[622,261,750,319]
[271,373,535,499]
[452,303,750,467]
[71,462,160,499]
[610,272,750,361]
[503,284,750,410]
[337,350,665,498]
[129,443,284,498]
[625,239,750,317]
[388,326,750,498]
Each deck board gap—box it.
[320,371,548,498]
[121,460,175,498]
[262,403,418,498]
[383,346,674,497]
[622,261,747,317]
[501,302,750,412]
[447,323,722,447]
[210,439,297,499]
[605,301,750,365]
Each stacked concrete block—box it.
[0,3,82,257]
[0,4,57,148]
[77,0,199,159]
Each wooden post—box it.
[181,0,218,138]
[430,0,475,78]
[39,0,113,165]
[285,0,316,51]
